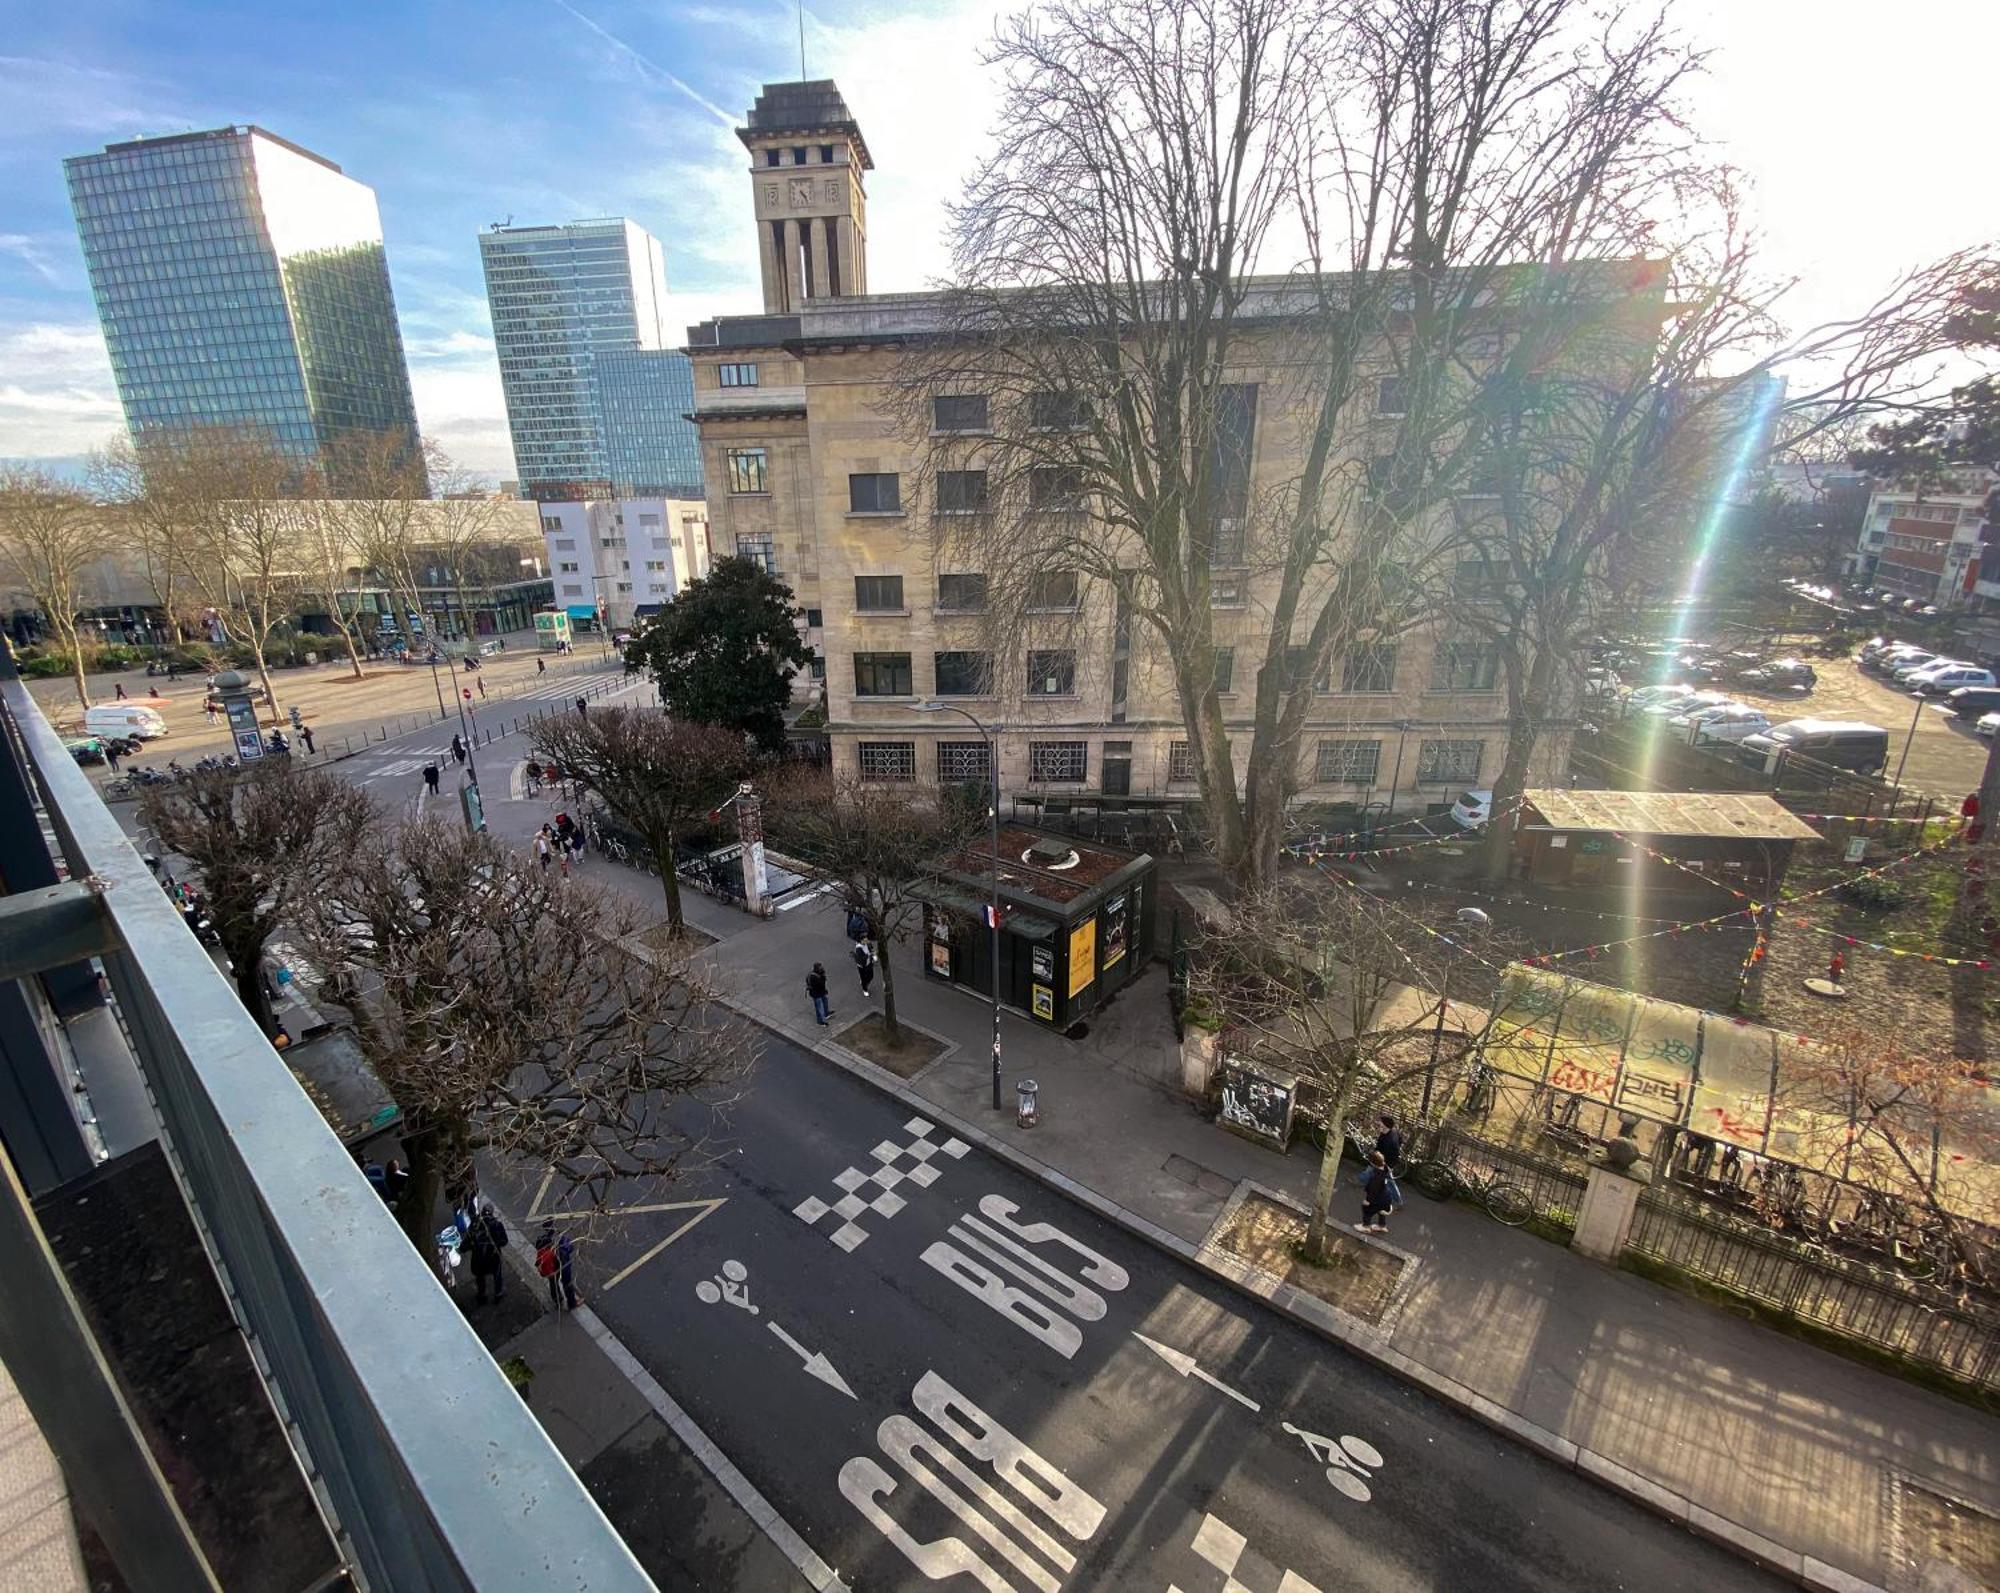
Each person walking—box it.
[204,699,218,725]
[846,906,869,943]
[105,742,122,775]
[1359,1150,1401,1234]
[806,962,832,1026]
[852,935,876,1000]
[1373,1114,1403,1172]
[535,829,553,871]
[467,1204,508,1303]
[299,723,316,756]
[536,656,546,676]
[381,1159,410,1209]
[477,674,487,699]
[575,695,588,717]
[451,734,467,766]
[535,1222,579,1310]
[422,761,441,798]
[525,758,541,793]
[114,681,128,700]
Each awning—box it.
[634,603,662,616]
[565,604,597,620]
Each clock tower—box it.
[739,80,872,314]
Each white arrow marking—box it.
[768,1320,857,1399]
[1132,1332,1260,1411]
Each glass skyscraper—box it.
[64,126,421,488]
[478,218,703,501]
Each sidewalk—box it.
[479,794,1999,1592]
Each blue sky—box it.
[3,1,1996,481]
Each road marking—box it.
[776,882,834,911]
[1131,1332,1261,1412]
[921,1194,1130,1360]
[767,1320,857,1399]
[521,1170,728,1290]
[793,1116,969,1251]
[1174,1510,1323,1593]
[1281,1420,1384,1504]
[841,1371,1104,1593]
[694,1257,758,1313]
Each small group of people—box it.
[805,908,879,1025]
[110,681,165,701]
[1358,1114,1404,1235]
[447,1182,580,1310]
[358,1153,412,1210]
[535,812,587,874]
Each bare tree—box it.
[89,438,201,655]
[325,429,434,646]
[298,814,756,1250]
[528,709,748,934]
[0,466,112,708]
[138,762,372,1035]
[422,442,506,644]
[763,769,985,1048]
[292,498,368,680]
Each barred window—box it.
[853,652,913,696]
[854,575,904,612]
[932,651,989,696]
[1026,569,1079,610]
[1432,641,1499,691]
[858,742,916,782]
[1029,741,1088,782]
[1417,739,1482,783]
[1342,644,1397,693]
[936,470,989,512]
[725,448,767,494]
[936,573,987,611]
[849,472,902,513]
[1026,650,1075,695]
[937,740,992,784]
[1315,739,1381,783]
[1168,741,1197,782]
[734,533,776,575]
[932,394,990,432]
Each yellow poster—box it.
[1068,918,1097,998]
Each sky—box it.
[1,0,1995,483]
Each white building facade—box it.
[1850,473,1995,611]
[539,498,710,630]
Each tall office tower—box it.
[478,217,702,502]
[64,126,421,489]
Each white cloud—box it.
[0,322,123,458]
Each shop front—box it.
[918,828,1155,1032]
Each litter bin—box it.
[1015,1078,1039,1128]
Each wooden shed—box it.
[1513,789,1821,895]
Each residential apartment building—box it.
[539,499,710,630]
[63,126,420,488]
[1849,472,1994,611]
[687,81,1590,811]
[478,218,703,501]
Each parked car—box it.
[1943,686,2000,720]
[65,735,107,765]
[1741,658,1817,690]
[1912,664,1997,697]
[1448,789,1495,831]
[1671,703,1772,744]
[1857,636,1897,663]
[1895,656,1973,687]
[1739,719,1890,775]
[1889,654,1955,684]
[1867,645,1933,675]
[1978,713,2000,739]
[1643,688,1732,718]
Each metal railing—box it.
[0,672,652,1590]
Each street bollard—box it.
[1015,1079,1039,1129]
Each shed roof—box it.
[1523,789,1820,842]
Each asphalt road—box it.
[496,1033,1778,1593]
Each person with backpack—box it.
[535,1222,579,1310]
[1373,1114,1404,1172]
[467,1203,508,1302]
[422,762,441,798]
[845,906,869,943]
[1359,1149,1401,1234]
[852,936,876,1000]
[806,962,831,1025]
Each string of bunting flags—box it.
[1283,799,1525,862]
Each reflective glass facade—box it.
[479,219,702,501]
[64,127,420,485]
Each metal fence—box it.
[1627,1185,2000,1392]
[1414,1122,1590,1233]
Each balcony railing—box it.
[0,668,651,1590]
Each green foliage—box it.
[624,558,813,752]
[1838,874,1908,913]
[91,644,146,671]
[15,649,72,678]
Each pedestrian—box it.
[535,1221,579,1310]
[852,935,876,1000]
[846,906,869,942]
[477,675,487,699]
[575,695,588,716]
[148,685,162,699]
[467,1204,506,1304]
[299,724,315,755]
[1359,1149,1400,1234]
[567,825,586,866]
[105,743,121,774]
[1828,948,1846,987]
[204,700,218,725]
[525,758,541,793]
[537,657,546,676]
[451,734,467,766]
[1373,1114,1403,1172]
[288,704,302,730]
[422,761,441,797]
[267,730,288,757]
[806,961,832,1025]
[496,636,505,651]
[114,681,127,700]
[535,829,553,871]
[382,1159,409,1209]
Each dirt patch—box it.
[834,1011,947,1077]
[1210,1192,1408,1325]
[636,920,717,953]
[1892,1479,2000,1593]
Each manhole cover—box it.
[1890,1477,2000,1592]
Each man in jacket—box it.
[806,962,831,1025]
[467,1204,508,1302]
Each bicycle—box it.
[1405,1139,1535,1226]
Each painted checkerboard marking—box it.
[793,1116,970,1250]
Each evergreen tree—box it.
[626,556,812,751]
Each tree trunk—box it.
[396,1124,445,1253]
[228,934,276,1036]
[61,622,91,709]
[330,603,365,680]
[246,628,282,724]
[1303,1068,1361,1263]
[1480,718,1536,881]
[876,928,899,1044]
[654,838,685,932]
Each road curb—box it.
[738,1004,1889,1593]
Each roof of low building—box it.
[1522,788,1821,842]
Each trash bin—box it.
[1015,1078,1039,1128]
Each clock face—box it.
[788,177,814,208]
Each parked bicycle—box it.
[1405,1138,1535,1226]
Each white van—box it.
[83,703,169,740]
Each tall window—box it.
[1029,742,1088,782]
[936,573,987,611]
[1454,559,1506,596]
[932,394,990,432]
[849,472,902,513]
[725,448,768,494]
[1212,647,1235,694]
[936,470,989,512]
[1431,641,1499,691]
[853,652,913,696]
[937,741,992,784]
[1375,375,1408,416]
[932,651,990,696]
[1206,384,1259,519]
[1029,391,1091,431]
[1026,569,1080,610]
[718,363,759,387]
[858,742,916,782]
[1210,572,1245,607]
[1026,650,1075,695]
[1315,740,1381,784]
[734,533,776,574]
[1168,741,1197,782]
[1028,466,1084,509]
[1342,644,1397,693]
[1417,739,1482,783]
[853,575,905,612]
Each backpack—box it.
[1383,1173,1403,1209]
[535,1242,559,1277]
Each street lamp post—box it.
[908,700,1004,1111]
[1890,690,1925,795]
